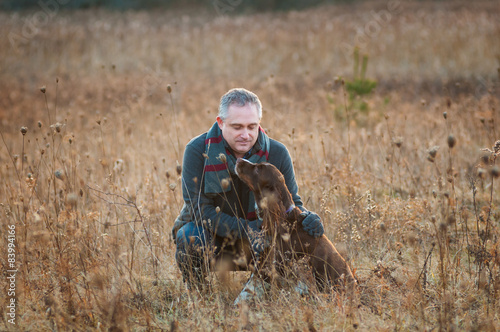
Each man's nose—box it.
[240,129,249,139]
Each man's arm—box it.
[270,139,324,238]
[269,140,303,208]
[177,136,249,240]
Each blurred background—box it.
[0,1,499,330]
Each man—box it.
[171,88,324,295]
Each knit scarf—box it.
[204,122,270,221]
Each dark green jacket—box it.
[172,132,304,240]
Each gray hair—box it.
[218,88,262,121]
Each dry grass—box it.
[0,1,499,330]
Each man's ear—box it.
[216,116,224,130]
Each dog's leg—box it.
[311,237,356,292]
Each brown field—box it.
[1,1,500,330]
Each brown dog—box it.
[235,158,356,292]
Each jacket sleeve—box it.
[273,141,304,210]
[173,136,248,240]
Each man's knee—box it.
[175,222,203,247]
[175,222,208,265]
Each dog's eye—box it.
[263,184,274,191]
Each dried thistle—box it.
[40,86,46,93]
[218,153,227,163]
[176,161,182,175]
[480,140,500,159]
[494,140,500,154]
[428,145,440,158]
[20,126,28,135]
[490,165,500,178]
[221,178,230,190]
[54,169,64,180]
[50,122,63,133]
[481,154,490,165]
[447,134,456,148]
[392,136,403,148]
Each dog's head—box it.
[235,158,295,218]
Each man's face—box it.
[216,103,260,159]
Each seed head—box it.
[481,154,490,165]
[477,168,486,179]
[494,140,500,154]
[447,135,456,148]
[428,146,439,157]
[215,206,220,214]
[218,153,227,163]
[54,169,64,180]
[38,121,42,128]
[221,178,230,190]
[176,162,182,175]
[167,85,172,93]
[281,233,291,242]
[443,112,447,119]
[50,122,63,133]
[40,86,46,93]
[392,136,403,148]
[20,126,28,135]
[169,183,177,191]
[490,165,500,178]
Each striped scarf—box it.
[203,122,270,221]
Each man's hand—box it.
[300,211,324,238]
[247,220,269,255]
